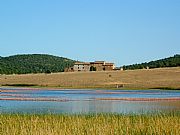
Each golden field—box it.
[0,67,180,89]
[1,113,180,135]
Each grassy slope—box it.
[0,67,180,89]
[1,113,179,135]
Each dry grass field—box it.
[0,67,180,89]
[1,113,180,135]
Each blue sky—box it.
[0,0,179,66]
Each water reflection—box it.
[0,88,180,114]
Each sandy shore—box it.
[0,97,68,102]
[1,87,180,102]
[1,96,180,102]
[95,97,180,101]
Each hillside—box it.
[123,54,180,70]
[0,54,75,74]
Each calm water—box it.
[0,87,180,114]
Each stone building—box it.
[90,61,115,71]
[65,61,115,72]
[73,62,91,72]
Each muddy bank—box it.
[95,97,180,101]
[1,97,180,102]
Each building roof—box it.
[90,61,105,64]
[104,63,114,66]
[74,61,114,66]
[74,62,90,65]
[94,61,105,63]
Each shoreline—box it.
[1,88,180,102]
[1,97,180,102]
[1,85,180,91]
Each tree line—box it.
[0,54,75,74]
[0,54,179,74]
[122,54,180,70]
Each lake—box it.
[0,87,180,114]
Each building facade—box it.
[73,62,91,72]
[65,61,115,72]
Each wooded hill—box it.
[0,54,75,74]
[0,54,179,74]
[123,54,180,70]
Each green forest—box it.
[0,54,75,74]
[0,54,179,74]
[123,54,180,70]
